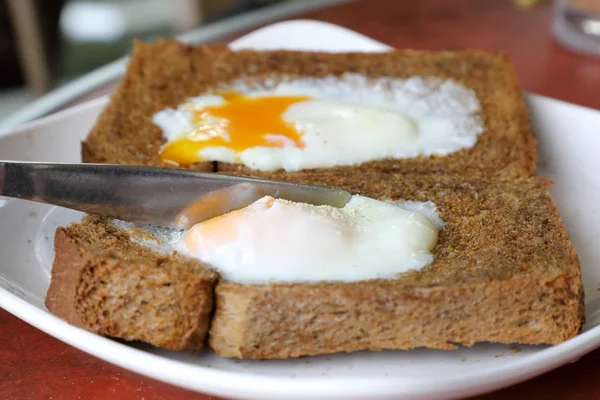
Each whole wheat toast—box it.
[82,39,536,179]
[45,177,584,357]
[45,216,217,351]
[46,40,582,358]
[208,175,583,358]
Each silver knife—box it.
[0,161,352,230]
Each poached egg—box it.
[153,74,483,172]
[171,195,441,283]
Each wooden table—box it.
[2,0,599,399]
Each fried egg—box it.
[153,74,483,172]
[171,195,441,283]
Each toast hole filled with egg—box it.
[153,74,484,172]
[175,195,441,283]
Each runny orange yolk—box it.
[160,92,309,165]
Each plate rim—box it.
[2,279,599,400]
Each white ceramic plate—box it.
[1,20,600,400]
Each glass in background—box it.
[553,0,600,56]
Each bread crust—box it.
[210,273,582,359]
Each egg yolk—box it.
[160,92,309,165]
[184,197,276,255]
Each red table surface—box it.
[2,0,599,399]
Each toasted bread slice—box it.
[83,39,535,179]
[45,177,583,356]
[45,215,217,351]
[208,176,583,359]
[57,40,579,359]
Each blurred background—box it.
[2,0,596,124]
[0,0,310,120]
